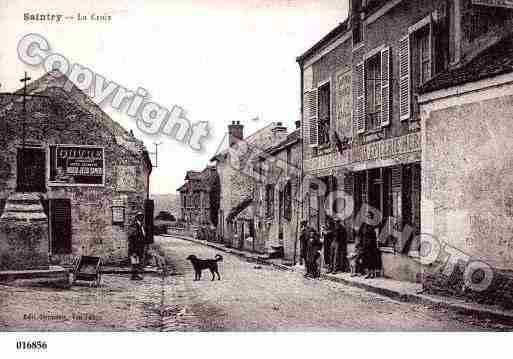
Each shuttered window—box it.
[305,90,318,146]
[399,35,411,121]
[355,61,365,134]
[381,47,391,127]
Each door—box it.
[17,148,46,192]
[50,199,72,254]
[144,199,154,244]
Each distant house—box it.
[248,124,302,260]
[0,70,152,265]
[210,121,289,248]
[177,166,219,226]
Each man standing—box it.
[129,212,146,281]
[328,218,347,274]
[305,228,323,278]
[298,220,309,266]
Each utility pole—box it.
[151,142,162,168]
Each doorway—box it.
[16,147,46,192]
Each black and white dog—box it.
[186,254,223,281]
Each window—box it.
[355,47,390,134]
[366,54,382,131]
[265,184,275,218]
[401,15,449,121]
[283,181,292,221]
[414,26,431,86]
[317,82,331,145]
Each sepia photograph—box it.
[0,0,513,357]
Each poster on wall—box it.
[335,69,352,139]
[472,0,513,8]
[49,145,105,186]
[116,165,137,192]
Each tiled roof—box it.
[264,129,300,156]
[419,35,513,94]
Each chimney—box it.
[271,121,287,134]
[295,120,301,129]
[228,121,244,147]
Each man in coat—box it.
[305,228,323,278]
[128,212,146,280]
[327,218,347,274]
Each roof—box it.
[178,166,218,192]
[0,70,152,168]
[419,35,513,94]
[226,197,253,222]
[296,19,349,64]
[185,171,202,180]
[209,122,278,162]
[263,129,300,156]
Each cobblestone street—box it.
[1,236,512,331]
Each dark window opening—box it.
[317,82,331,145]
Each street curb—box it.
[162,234,513,324]
[161,234,293,272]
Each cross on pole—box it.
[20,72,31,149]
[0,72,53,147]
[0,72,53,192]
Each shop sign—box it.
[472,0,513,8]
[49,145,104,186]
[116,165,137,192]
[351,132,420,163]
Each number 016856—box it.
[16,341,48,350]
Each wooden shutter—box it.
[0,198,6,217]
[355,61,366,134]
[399,35,411,121]
[50,199,72,255]
[381,47,391,127]
[145,199,154,244]
[305,90,318,146]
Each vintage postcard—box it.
[0,0,513,356]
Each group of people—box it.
[298,212,381,279]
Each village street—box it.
[0,236,511,331]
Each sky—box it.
[0,0,348,194]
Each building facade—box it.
[249,127,302,260]
[297,0,513,282]
[177,166,219,226]
[419,33,513,304]
[0,70,152,265]
[210,121,289,248]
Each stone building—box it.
[177,166,219,226]
[0,70,152,266]
[418,33,513,304]
[296,0,513,282]
[249,125,301,260]
[210,121,288,248]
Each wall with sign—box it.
[0,70,152,265]
[49,145,105,186]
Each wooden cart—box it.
[72,255,102,287]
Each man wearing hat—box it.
[128,211,146,280]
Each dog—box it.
[348,252,361,277]
[186,254,223,281]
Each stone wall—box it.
[0,72,150,264]
[421,86,513,307]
